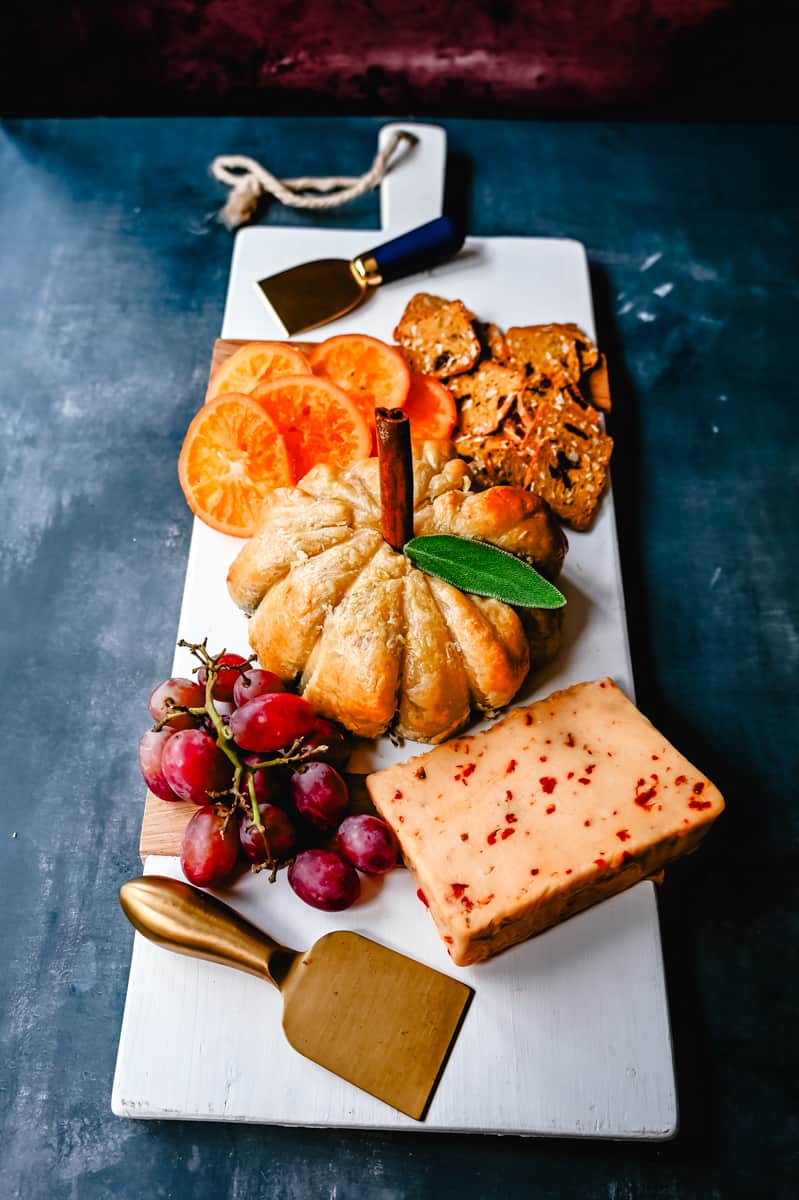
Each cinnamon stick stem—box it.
[375,407,414,551]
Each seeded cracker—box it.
[448,360,528,437]
[526,390,614,532]
[583,354,611,412]
[394,295,613,530]
[453,433,532,490]
[533,388,605,444]
[393,293,481,378]
[506,323,602,395]
[475,321,509,363]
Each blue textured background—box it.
[0,117,796,1198]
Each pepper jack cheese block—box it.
[367,679,724,966]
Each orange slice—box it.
[309,334,410,426]
[403,373,458,440]
[178,393,293,537]
[251,375,372,481]
[207,341,313,403]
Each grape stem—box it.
[245,741,330,771]
[152,705,206,733]
[245,771,276,878]
[178,641,268,839]
[168,640,338,879]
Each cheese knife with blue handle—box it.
[254,216,464,336]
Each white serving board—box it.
[113,124,677,1138]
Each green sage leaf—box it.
[404,535,566,609]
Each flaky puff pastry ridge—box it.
[227,442,566,743]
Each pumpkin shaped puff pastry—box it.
[227,442,567,743]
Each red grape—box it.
[232,668,286,707]
[199,652,249,701]
[230,693,316,752]
[288,849,360,911]
[161,728,233,805]
[239,802,296,863]
[138,727,180,801]
[336,815,398,875]
[147,676,205,730]
[181,807,240,885]
[291,762,350,831]
[299,718,350,768]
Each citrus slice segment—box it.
[309,334,410,426]
[403,374,458,440]
[251,375,372,481]
[207,341,313,403]
[178,393,293,537]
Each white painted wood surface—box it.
[378,122,447,230]
[113,124,677,1137]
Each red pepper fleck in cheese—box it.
[366,679,724,966]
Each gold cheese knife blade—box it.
[255,216,464,336]
[120,876,472,1120]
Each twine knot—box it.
[209,130,417,230]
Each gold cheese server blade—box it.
[120,876,472,1120]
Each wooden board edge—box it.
[140,791,195,859]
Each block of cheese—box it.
[367,679,724,966]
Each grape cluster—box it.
[138,641,398,910]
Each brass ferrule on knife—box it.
[350,255,382,288]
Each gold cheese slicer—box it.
[120,876,472,1120]
[255,215,464,335]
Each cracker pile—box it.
[393,294,612,531]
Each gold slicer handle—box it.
[119,876,297,989]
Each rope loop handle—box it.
[210,130,417,229]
